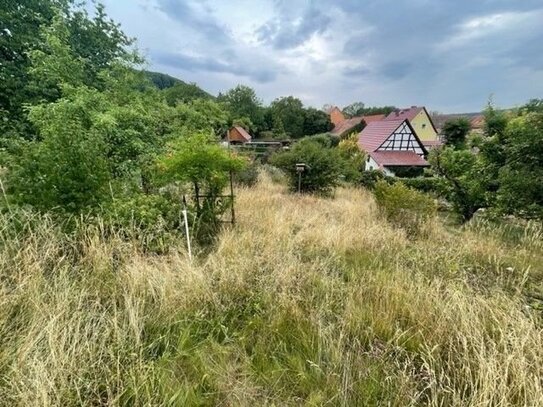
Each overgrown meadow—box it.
[0,174,541,406]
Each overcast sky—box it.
[97,0,543,113]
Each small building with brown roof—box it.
[226,126,252,144]
[358,119,429,176]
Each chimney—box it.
[411,105,417,108]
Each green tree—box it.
[218,85,264,133]
[156,133,246,239]
[270,139,344,195]
[338,133,366,182]
[496,112,543,219]
[520,98,543,114]
[9,88,112,212]
[0,0,133,140]
[342,102,365,118]
[303,107,333,136]
[5,11,179,210]
[429,147,489,222]
[341,102,396,118]
[270,96,305,138]
[271,115,287,139]
[442,117,471,149]
[0,0,60,138]
[483,101,508,138]
[163,82,212,105]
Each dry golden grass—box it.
[0,174,541,406]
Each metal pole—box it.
[298,171,302,193]
[182,196,192,261]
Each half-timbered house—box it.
[384,106,441,149]
[358,118,429,176]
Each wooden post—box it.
[229,170,235,225]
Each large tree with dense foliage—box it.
[302,107,333,136]
[496,111,543,219]
[429,147,489,222]
[342,102,397,118]
[430,99,543,222]
[0,1,133,140]
[218,85,264,133]
[442,117,471,148]
[4,4,232,215]
[270,96,306,138]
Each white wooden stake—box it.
[182,196,192,261]
[182,208,192,261]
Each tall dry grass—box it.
[0,174,541,406]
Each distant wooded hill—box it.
[144,71,214,103]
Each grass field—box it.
[0,175,541,406]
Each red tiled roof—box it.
[370,151,429,167]
[362,114,385,123]
[358,119,405,152]
[331,116,364,135]
[384,106,423,121]
[233,126,252,141]
[470,115,485,129]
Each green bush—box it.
[359,170,396,190]
[101,193,181,252]
[262,164,287,184]
[400,177,448,195]
[374,181,437,237]
[270,139,344,195]
[233,162,260,187]
[304,133,340,147]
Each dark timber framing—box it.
[377,120,428,156]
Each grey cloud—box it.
[155,0,230,43]
[152,51,278,83]
[256,5,331,49]
[102,0,543,112]
[342,65,371,77]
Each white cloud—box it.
[437,10,543,51]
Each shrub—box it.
[262,164,287,184]
[100,193,181,252]
[270,139,344,195]
[233,161,259,187]
[338,134,366,183]
[400,177,448,195]
[359,170,395,191]
[156,133,246,243]
[374,181,437,237]
[304,133,340,147]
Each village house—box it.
[358,118,429,176]
[329,106,385,138]
[384,106,441,150]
